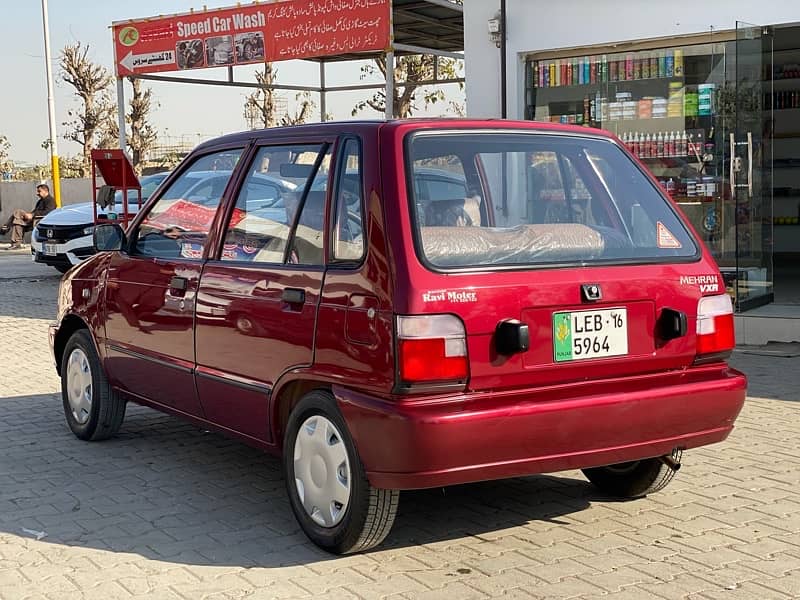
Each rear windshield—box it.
[407,131,698,269]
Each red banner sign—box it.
[112,0,391,77]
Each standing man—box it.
[1,184,56,250]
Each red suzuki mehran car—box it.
[51,120,746,554]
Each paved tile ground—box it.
[0,252,799,599]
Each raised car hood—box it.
[37,202,141,226]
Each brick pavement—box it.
[0,253,799,599]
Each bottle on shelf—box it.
[665,49,674,78]
[657,132,665,158]
[688,132,699,157]
[674,49,684,77]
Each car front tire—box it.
[582,449,682,498]
[283,390,399,554]
[61,329,126,441]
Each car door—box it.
[102,147,244,416]
[194,142,332,442]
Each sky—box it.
[0,0,464,164]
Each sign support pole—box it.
[320,61,327,122]
[117,78,127,153]
[385,51,394,120]
[385,4,395,120]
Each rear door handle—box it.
[282,288,305,304]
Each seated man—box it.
[1,184,56,249]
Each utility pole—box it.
[41,0,61,206]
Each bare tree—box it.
[127,77,158,174]
[352,55,463,118]
[60,43,115,175]
[243,65,314,128]
[280,92,315,126]
[244,64,278,128]
[96,109,119,151]
[0,135,11,173]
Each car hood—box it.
[38,202,141,226]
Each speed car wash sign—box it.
[113,0,390,76]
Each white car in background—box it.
[31,172,169,273]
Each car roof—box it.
[193,119,615,154]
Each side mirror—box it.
[94,223,126,252]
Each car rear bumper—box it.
[335,365,746,490]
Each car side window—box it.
[220,144,329,264]
[132,149,243,259]
[289,146,333,265]
[332,139,365,262]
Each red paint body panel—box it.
[337,366,746,489]
[103,253,204,417]
[195,263,324,441]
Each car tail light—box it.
[695,294,735,361]
[396,314,468,384]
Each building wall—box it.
[0,179,93,224]
[464,0,800,119]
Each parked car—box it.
[50,120,746,554]
[31,172,169,273]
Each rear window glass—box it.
[407,132,698,269]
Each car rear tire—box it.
[61,329,126,441]
[283,389,399,554]
[581,449,682,498]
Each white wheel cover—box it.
[66,348,92,425]
[293,415,352,527]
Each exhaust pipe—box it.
[659,454,681,472]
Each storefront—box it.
[464,1,800,315]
